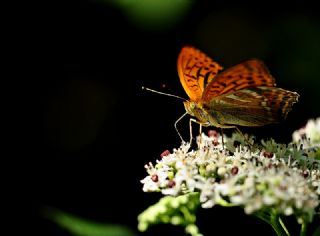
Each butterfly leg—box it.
[235,127,253,148]
[220,128,224,149]
[174,112,188,143]
[189,118,196,145]
[189,118,206,147]
[199,122,203,145]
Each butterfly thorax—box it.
[183,101,222,127]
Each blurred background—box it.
[16,0,320,235]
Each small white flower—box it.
[305,117,320,144]
[217,167,227,176]
[292,117,320,148]
[263,195,276,205]
[141,176,159,192]
[284,207,293,215]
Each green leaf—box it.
[312,226,320,236]
[43,208,136,236]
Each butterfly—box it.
[176,46,299,142]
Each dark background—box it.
[15,0,320,235]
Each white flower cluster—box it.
[141,122,320,223]
[293,117,320,148]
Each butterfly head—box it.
[183,101,212,126]
[183,101,197,116]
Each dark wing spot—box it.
[197,68,203,78]
[204,72,211,86]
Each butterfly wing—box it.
[202,59,276,102]
[177,46,223,102]
[206,87,299,127]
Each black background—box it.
[13,0,320,235]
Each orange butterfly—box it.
[143,46,299,144]
[176,46,299,142]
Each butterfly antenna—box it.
[142,86,186,101]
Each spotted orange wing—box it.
[177,46,223,102]
[202,59,276,102]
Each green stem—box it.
[269,213,290,236]
[279,217,290,236]
[254,209,290,236]
[299,222,308,236]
